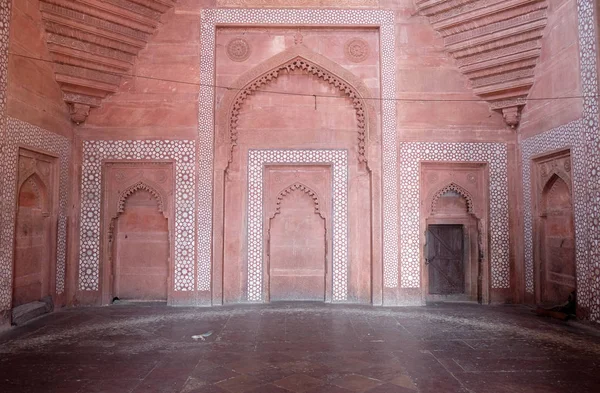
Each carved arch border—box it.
[270,182,325,220]
[116,180,168,217]
[217,45,378,164]
[431,182,476,216]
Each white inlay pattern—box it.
[0,118,70,309]
[247,150,348,301]
[521,0,600,320]
[79,140,196,291]
[200,9,399,293]
[399,143,510,289]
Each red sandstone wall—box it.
[6,0,72,138]
[390,0,511,142]
[519,0,583,138]
[78,3,203,139]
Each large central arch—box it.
[217,44,377,166]
[212,44,380,304]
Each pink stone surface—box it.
[519,0,583,138]
[0,0,598,322]
[6,0,72,137]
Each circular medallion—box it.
[344,38,370,63]
[155,170,167,183]
[564,159,572,173]
[227,38,251,62]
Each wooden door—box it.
[426,225,465,295]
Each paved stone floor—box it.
[1,303,599,393]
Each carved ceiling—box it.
[39,0,176,124]
[415,0,548,128]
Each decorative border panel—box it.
[0,0,11,310]
[521,0,599,320]
[0,0,9,119]
[247,150,348,301]
[200,9,399,291]
[0,117,70,309]
[398,142,510,289]
[79,140,196,291]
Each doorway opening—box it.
[426,224,465,297]
[422,181,485,304]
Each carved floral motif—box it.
[227,38,251,62]
[344,38,369,63]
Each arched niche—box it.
[266,183,328,302]
[532,150,577,311]
[12,148,59,314]
[537,173,577,306]
[100,162,175,306]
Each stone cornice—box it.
[415,0,548,128]
[39,0,177,124]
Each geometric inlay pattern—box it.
[248,150,348,302]
[521,0,600,320]
[398,142,510,289]
[200,9,399,294]
[0,117,70,309]
[79,140,196,291]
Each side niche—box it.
[532,150,577,311]
[100,161,175,305]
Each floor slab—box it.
[0,303,599,393]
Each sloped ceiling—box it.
[415,0,548,128]
[39,0,176,124]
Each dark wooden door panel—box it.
[427,225,464,295]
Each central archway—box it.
[213,44,379,304]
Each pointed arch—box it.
[431,182,475,215]
[218,45,376,164]
[271,183,324,220]
[542,174,573,214]
[117,181,167,215]
[542,171,572,195]
[18,173,49,213]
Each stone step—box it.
[11,298,53,326]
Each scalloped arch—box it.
[431,182,475,215]
[117,181,166,215]
[272,182,324,220]
[219,45,375,164]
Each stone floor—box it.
[0,303,599,393]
